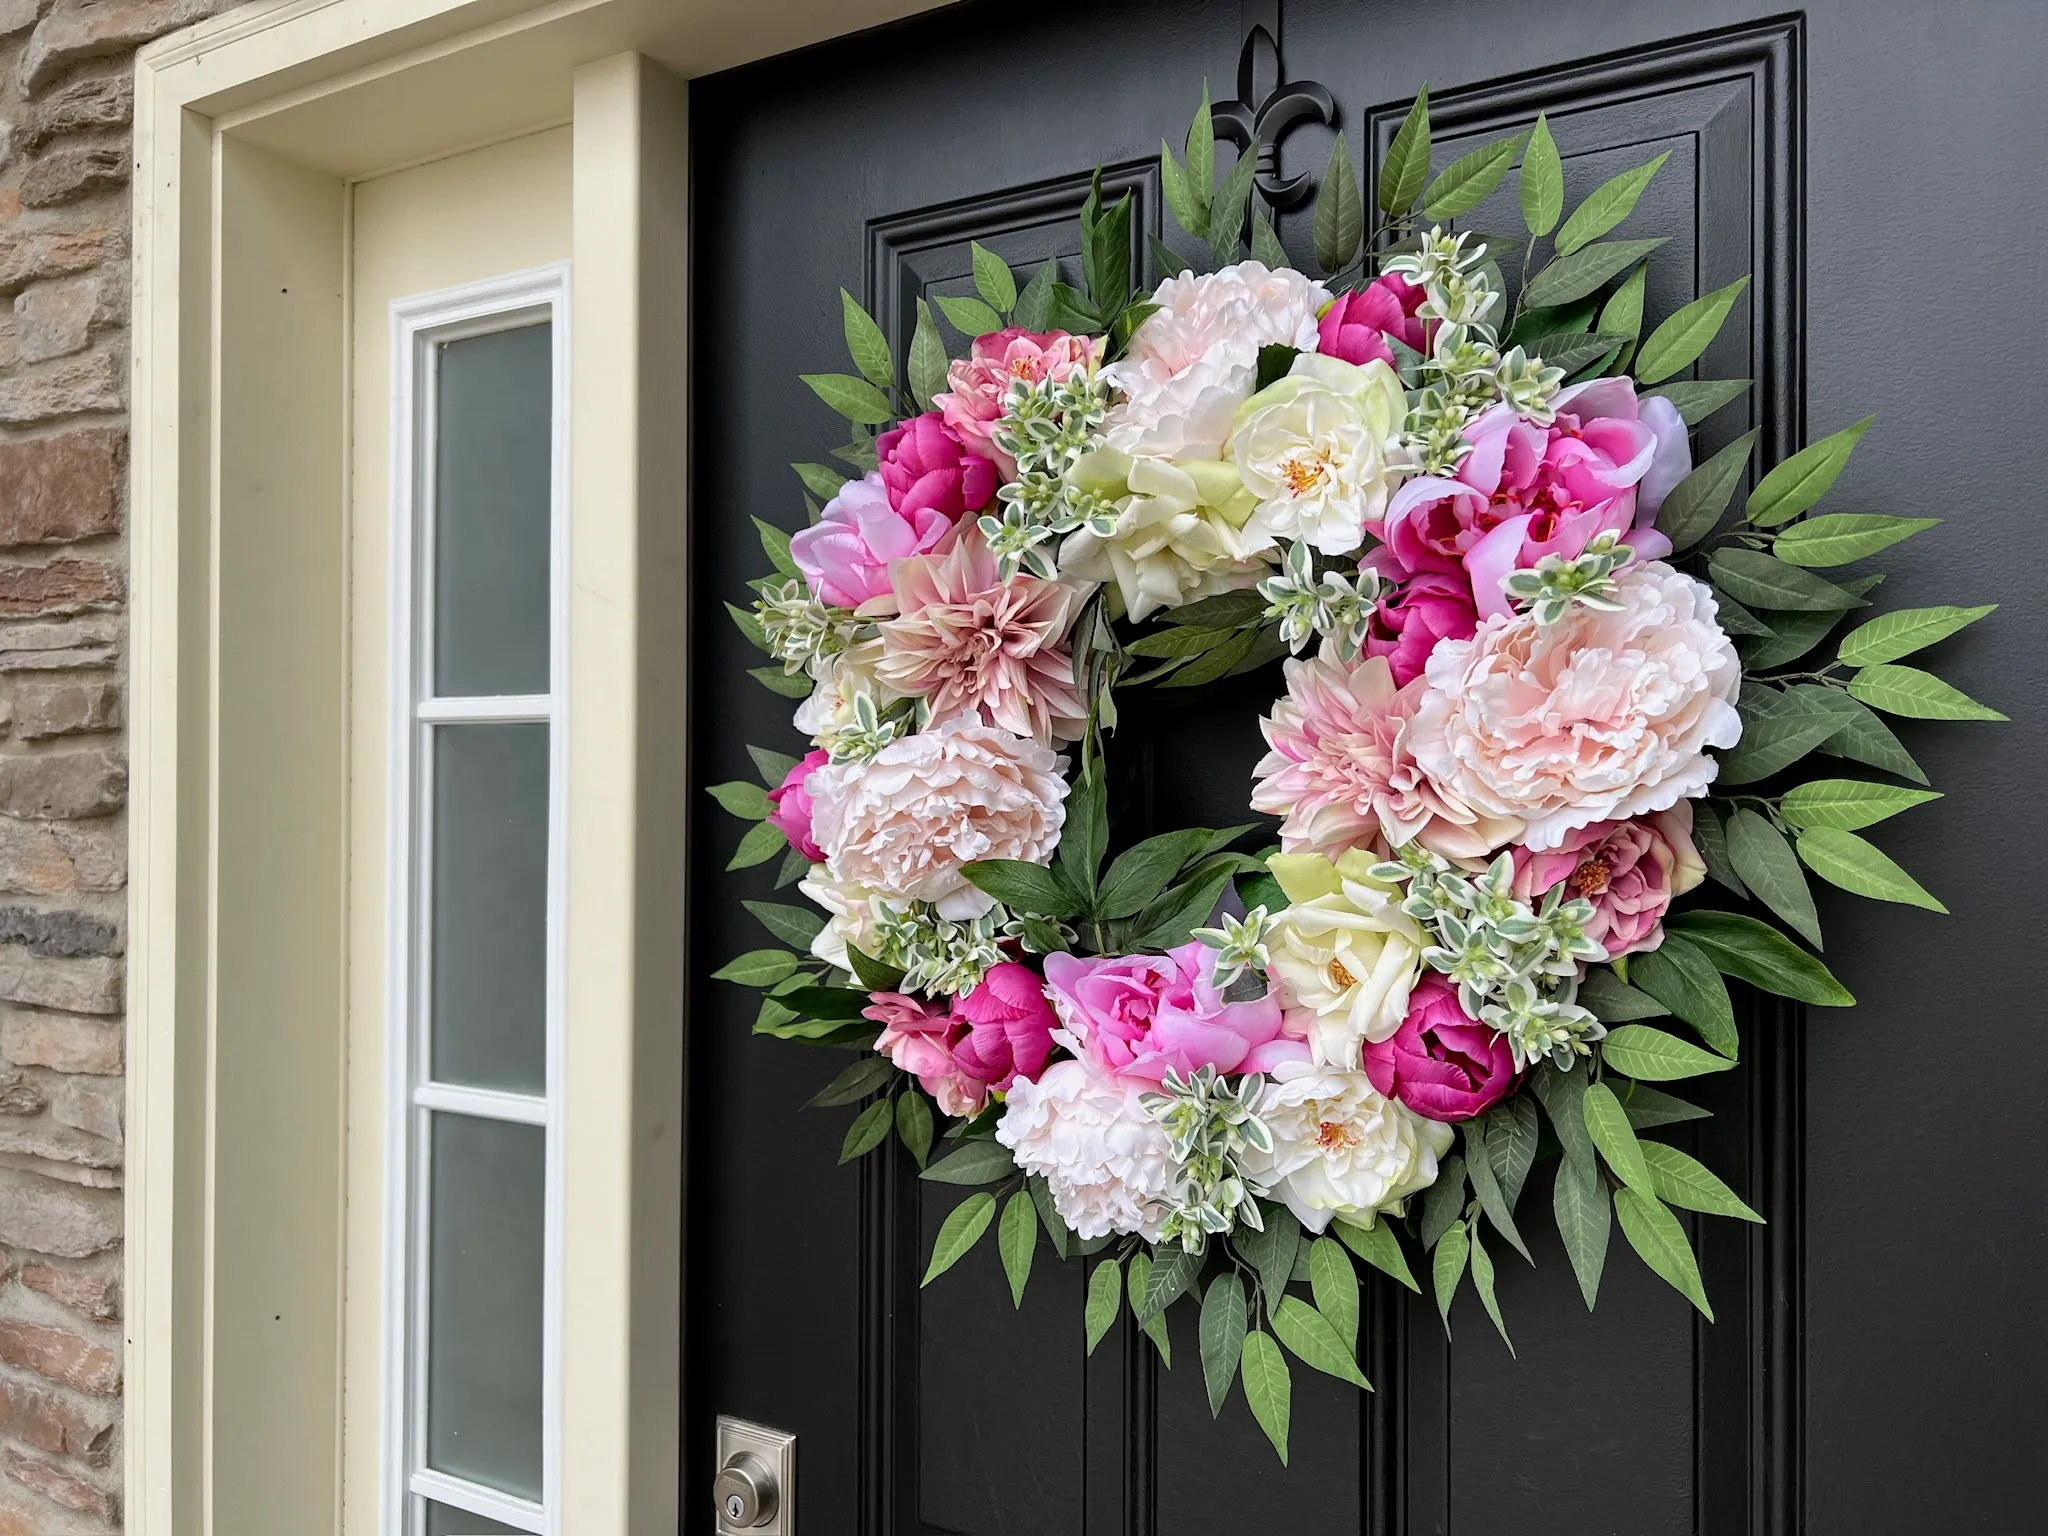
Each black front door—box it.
[687,2,2046,1531]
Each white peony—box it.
[1102,261,1330,462]
[808,714,1068,919]
[1230,353,1414,555]
[995,1059,1174,1241]
[1060,446,1277,621]
[1241,1061,1454,1233]
[1264,850,1427,1068]
[1407,560,1743,851]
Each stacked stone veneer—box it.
[0,3,234,1531]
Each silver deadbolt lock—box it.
[714,1416,795,1535]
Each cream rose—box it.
[1240,1060,1454,1233]
[1059,446,1277,621]
[1230,353,1414,555]
[1264,849,1426,1068]
[1407,560,1742,851]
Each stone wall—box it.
[0,3,232,1531]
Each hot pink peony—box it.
[1407,560,1742,851]
[877,411,997,522]
[1371,378,1691,617]
[1509,804,1707,957]
[1363,974,1518,1122]
[1252,643,1523,862]
[1316,274,1427,368]
[1359,553,1479,687]
[1043,942,1305,1085]
[863,961,1059,1117]
[765,749,830,862]
[875,526,1088,746]
[934,327,1103,474]
[790,471,953,611]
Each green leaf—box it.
[1819,696,1928,784]
[1690,801,1749,899]
[747,744,800,786]
[1186,82,1216,206]
[920,1140,1018,1185]
[774,984,873,1020]
[1553,152,1670,255]
[1552,1151,1611,1310]
[1528,1057,1593,1161]
[1654,429,1757,552]
[1378,87,1431,214]
[1583,1082,1652,1190]
[1602,1024,1740,1082]
[1619,1084,1712,1129]
[1708,549,1867,613]
[1136,1245,1200,1325]
[1029,1175,1072,1260]
[1240,1330,1291,1464]
[1125,625,1239,659]
[1630,934,1737,1056]
[1462,1118,1531,1262]
[1057,759,1106,897]
[1149,233,1191,280]
[907,299,946,412]
[1312,132,1363,274]
[839,1099,894,1164]
[1488,1095,1541,1212]
[922,1191,996,1285]
[1200,1273,1249,1417]
[1745,416,1875,527]
[1161,627,1258,687]
[1649,377,1751,426]
[805,1055,895,1109]
[1780,779,1941,831]
[1209,140,1260,265]
[1847,664,2006,722]
[1421,131,1528,221]
[790,461,847,502]
[748,666,813,700]
[1238,1202,1302,1308]
[1519,114,1563,235]
[1578,967,1670,1023]
[960,859,1086,917]
[1775,514,1938,568]
[1272,1295,1369,1388]
[1421,1153,1467,1252]
[1163,589,1270,627]
[1523,330,1633,375]
[1250,212,1288,271]
[1127,862,1237,951]
[1724,808,1822,949]
[934,293,1005,339]
[1716,685,1862,785]
[1161,139,1207,241]
[970,241,1017,314]
[712,947,798,987]
[1594,262,1648,371]
[1613,1187,1713,1319]
[1095,829,1212,920]
[1712,593,1774,638]
[895,1090,933,1169]
[1124,1252,1172,1364]
[839,289,893,389]
[1663,911,1854,1006]
[801,371,894,426]
[1085,1258,1122,1354]
[1466,1227,1513,1355]
[742,900,824,950]
[1633,276,1749,385]
[1011,259,1057,331]
[997,1190,1036,1307]
[1308,1238,1360,1350]
[1837,604,1996,668]
[1432,1220,1469,1335]
[843,944,905,992]
[707,779,773,819]
[753,515,799,576]
[1639,1141,1762,1223]
[1796,827,1947,913]
[1084,186,1134,318]
[1333,1216,1419,1292]
[1740,603,1854,672]
[1521,237,1668,308]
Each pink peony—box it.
[1363,974,1518,1122]
[1252,643,1523,863]
[765,749,830,862]
[877,411,997,522]
[1371,378,1691,617]
[808,714,1068,918]
[875,526,1088,746]
[1316,274,1427,368]
[934,327,1103,474]
[790,471,953,611]
[863,960,1059,1117]
[1360,553,1479,687]
[1509,804,1707,957]
[1407,561,1742,851]
[1043,942,1306,1085]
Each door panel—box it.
[687,3,2048,1532]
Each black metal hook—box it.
[1212,23,1337,212]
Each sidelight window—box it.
[383,267,569,1536]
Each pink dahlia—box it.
[790,471,953,611]
[934,327,1103,474]
[1509,804,1707,957]
[875,526,1088,746]
[1251,641,1522,862]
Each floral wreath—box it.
[709,86,2000,1462]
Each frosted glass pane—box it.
[423,1498,530,1535]
[430,723,548,1093]
[426,1113,545,1500]
[433,322,552,697]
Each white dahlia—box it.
[1241,1061,1454,1233]
[995,1059,1174,1242]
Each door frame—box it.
[126,1,937,1531]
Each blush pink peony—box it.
[1406,560,1742,851]
[1252,643,1522,862]
[877,411,997,521]
[875,526,1088,746]
[1362,973,1518,1122]
[863,960,1058,1116]
[790,471,954,611]
[1316,274,1427,368]
[808,713,1069,918]
[765,749,830,862]
[934,327,1103,474]
[1509,804,1707,957]
[1042,942,1305,1085]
